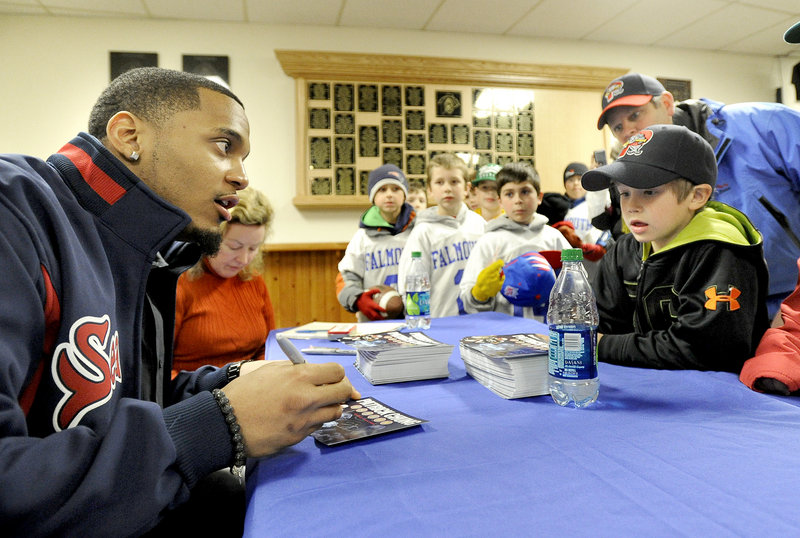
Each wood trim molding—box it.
[275,50,626,91]
[263,242,349,252]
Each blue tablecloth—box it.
[244,312,800,536]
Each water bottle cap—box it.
[561,248,583,262]
[411,251,421,258]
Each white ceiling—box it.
[2,0,800,57]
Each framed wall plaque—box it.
[276,50,625,208]
[183,54,229,84]
[658,77,692,102]
[110,51,157,81]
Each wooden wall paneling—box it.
[262,244,354,328]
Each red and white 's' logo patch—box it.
[51,315,121,431]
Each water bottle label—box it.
[548,325,597,380]
[405,291,430,316]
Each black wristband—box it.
[212,388,247,478]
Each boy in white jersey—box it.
[460,162,569,319]
[398,153,485,318]
[338,164,415,321]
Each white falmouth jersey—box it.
[459,213,569,320]
[398,204,485,318]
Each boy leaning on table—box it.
[581,124,769,372]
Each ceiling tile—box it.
[340,0,436,30]
[659,3,790,51]
[246,0,342,25]
[720,15,800,55]
[42,0,147,16]
[507,0,636,39]
[145,0,244,22]
[585,0,726,46]
[426,0,538,34]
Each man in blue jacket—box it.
[596,72,800,317]
[0,67,357,536]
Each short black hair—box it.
[496,162,542,195]
[88,67,243,139]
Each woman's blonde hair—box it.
[187,187,274,281]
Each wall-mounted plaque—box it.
[473,114,492,128]
[436,91,462,117]
[405,86,425,107]
[383,147,403,167]
[406,134,426,151]
[334,84,354,111]
[309,82,330,100]
[517,133,534,156]
[382,85,402,116]
[359,126,379,157]
[429,124,448,144]
[405,110,425,131]
[110,51,157,81]
[311,177,331,195]
[335,167,355,195]
[359,171,369,195]
[309,108,330,130]
[407,154,426,176]
[382,120,402,144]
[495,114,513,130]
[474,130,492,150]
[183,54,229,84]
[358,84,378,112]
[517,113,533,132]
[472,89,483,106]
[658,77,691,102]
[519,157,535,168]
[335,137,355,165]
[451,124,469,145]
[496,132,513,153]
[477,152,493,167]
[309,137,331,169]
[334,113,355,135]
[497,155,514,165]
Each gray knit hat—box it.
[368,164,409,203]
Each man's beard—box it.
[181,224,222,256]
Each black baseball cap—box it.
[597,73,666,129]
[563,162,588,183]
[786,21,800,43]
[582,125,717,191]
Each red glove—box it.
[355,288,386,321]
[552,220,583,248]
[581,243,607,262]
[539,250,562,270]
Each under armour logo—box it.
[704,286,741,311]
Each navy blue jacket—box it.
[0,134,234,536]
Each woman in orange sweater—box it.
[172,188,276,376]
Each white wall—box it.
[0,14,787,244]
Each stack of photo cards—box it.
[459,333,550,399]
[345,331,454,384]
[311,397,428,446]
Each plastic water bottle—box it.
[546,248,599,408]
[404,251,431,330]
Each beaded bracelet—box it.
[212,388,247,480]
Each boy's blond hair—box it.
[427,153,469,184]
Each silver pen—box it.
[276,333,307,364]
[300,346,357,356]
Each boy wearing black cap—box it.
[596,72,800,319]
[337,164,416,321]
[583,124,769,372]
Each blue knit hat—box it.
[368,164,409,203]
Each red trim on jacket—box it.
[20,265,61,415]
[59,143,126,204]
